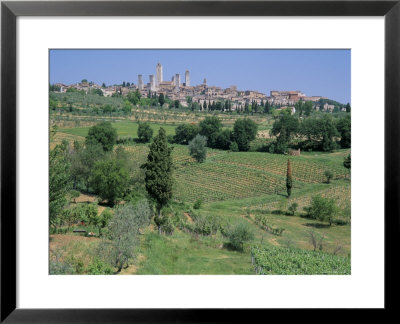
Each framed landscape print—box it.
[1,0,399,322]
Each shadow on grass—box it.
[222,242,244,252]
[303,223,331,229]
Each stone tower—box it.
[185,70,190,87]
[156,62,163,88]
[149,75,155,91]
[175,73,180,91]
[138,75,143,90]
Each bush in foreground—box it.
[225,222,254,251]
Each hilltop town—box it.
[52,62,344,112]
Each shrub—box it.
[229,141,239,152]
[160,216,175,235]
[324,170,334,183]
[309,195,338,226]
[188,134,207,163]
[102,200,151,272]
[87,258,114,275]
[193,199,203,209]
[49,249,74,275]
[70,190,80,203]
[225,222,254,251]
[137,122,153,143]
[173,124,199,144]
[85,122,117,152]
[191,213,220,236]
[288,202,298,216]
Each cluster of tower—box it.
[137,63,190,92]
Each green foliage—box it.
[215,129,233,150]
[70,142,105,191]
[158,93,165,106]
[86,122,117,152]
[229,141,239,152]
[90,160,129,206]
[251,245,350,275]
[232,118,258,151]
[188,134,207,163]
[142,128,174,222]
[101,200,151,272]
[187,213,221,237]
[286,159,293,198]
[336,115,351,148]
[199,116,222,148]
[85,205,112,236]
[60,208,80,230]
[193,199,203,210]
[343,154,351,170]
[137,121,153,143]
[66,203,97,225]
[49,143,72,227]
[254,214,285,235]
[225,221,254,251]
[288,202,298,216]
[324,170,334,183]
[89,88,103,96]
[271,114,299,153]
[49,84,61,92]
[69,190,80,202]
[173,123,200,145]
[309,195,338,225]
[299,115,339,152]
[49,249,75,274]
[86,258,114,275]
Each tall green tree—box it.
[173,124,200,145]
[271,114,299,153]
[141,128,174,233]
[232,118,258,151]
[158,93,165,106]
[90,160,129,206]
[86,122,117,152]
[49,143,72,227]
[199,116,222,148]
[286,159,293,198]
[70,142,105,191]
[336,115,351,148]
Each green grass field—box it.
[58,120,177,138]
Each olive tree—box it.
[188,134,207,163]
[101,200,151,272]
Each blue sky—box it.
[50,49,350,104]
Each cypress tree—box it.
[286,159,293,198]
[141,128,174,233]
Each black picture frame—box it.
[1,0,399,322]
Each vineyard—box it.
[120,144,350,204]
[213,151,350,184]
[251,245,351,275]
[250,183,351,212]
